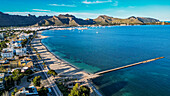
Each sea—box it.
[41,25,170,96]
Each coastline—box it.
[33,30,102,96]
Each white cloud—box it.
[32,9,51,12]
[82,0,112,4]
[49,4,76,7]
[5,12,99,19]
[113,1,118,6]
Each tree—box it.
[33,76,41,86]
[79,86,90,96]
[37,86,48,96]
[24,69,34,75]
[69,84,90,96]
[69,83,80,96]
[4,77,8,86]
[13,76,19,82]
[12,69,21,76]
[47,70,57,76]
[11,92,15,96]
[14,88,18,93]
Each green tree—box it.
[11,92,15,96]
[69,83,80,96]
[69,84,90,96]
[79,86,90,96]
[14,88,18,93]
[24,69,34,75]
[4,77,8,86]
[47,70,57,76]
[12,69,21,76]
[37,86,48,96]
[33,76,41,87]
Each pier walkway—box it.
[85,57,164,80]
[95,57,164,75]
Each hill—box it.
[93,15,159,25]
[34,14,95,26]
[0,12,160,27]
[0,12,52,27]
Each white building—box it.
[1,48,14,59]
[18,32,33,40]
[0,33,5,40]
[10,40,22,48]
[0,73,5,89]
[15,48,27,56]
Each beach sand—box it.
[32,30,102,96]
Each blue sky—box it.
[0,0,170,20]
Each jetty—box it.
[84,57,164,80]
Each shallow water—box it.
[42,25,170,96]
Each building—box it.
[0,73,5,89]
[0,33,5,40]
[18,57,33,68]
[15,86,39,96]
[15,48,27,56]
[18,32,33,40]
[10,40,22,48]
[1,48,14,59]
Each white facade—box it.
[1,48,14,59]
[15,48,27,56]
[0,73,5,89]
[10,40,22,48]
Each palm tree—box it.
[4,77,8,86]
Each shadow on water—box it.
[100,81,128,96]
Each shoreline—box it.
[34,30,102,96]
[40,38,91,75]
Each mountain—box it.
[0,12,52,27]
[0,12,160,27]
[34,14,95,26]
[93,15,159,25]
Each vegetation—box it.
[14,87,18,93]
[33,76,41,87]
[56,82,69,96]
[11,92,15,96]
[37,86,49,96]
[47,70,58,76]
[0,41,7,51]
[24,69,34,75]
[21,39,28,47]
[69,83,90,96]
[12,69,24,85]
[23,30,34,34]
[4,75,14,90]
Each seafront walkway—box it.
[31,32,63,96]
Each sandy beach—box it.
[32,30,102,96]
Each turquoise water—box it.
[42,25,170,96]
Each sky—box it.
[0,0,170,21]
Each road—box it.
[30,33,63,96]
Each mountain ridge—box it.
[0,12,160,27]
